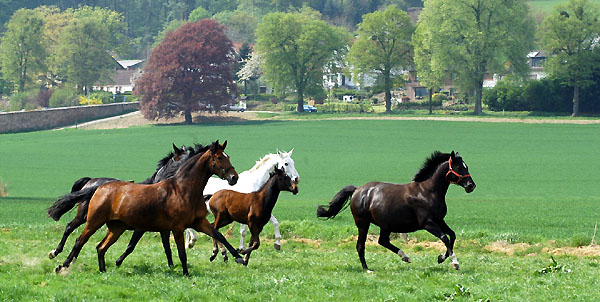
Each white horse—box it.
[184,149,300,250]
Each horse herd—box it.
[47,140,475,275]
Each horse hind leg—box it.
[184,228,197,249]
[172,230,189,276]
[115,230,144,267]
[239,223,248,250]
[378,230,410,263]
[49,203,87,259]
[270,215,282,250]
[355,221,371,272]
[195,218,245,265]
[97,223,126,272]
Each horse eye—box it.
[285,163,289,166]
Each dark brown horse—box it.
[47,143,191,266]
[208,167,298,265]
[55,141,244,275]
[317,151,475,272]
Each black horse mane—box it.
[156,143,208,169]
[412,151,451,182]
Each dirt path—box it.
[70,110,600,130]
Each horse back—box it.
[210,189,254,224]
[351,182,423,232]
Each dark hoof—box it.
[402,256,411,263]
[452,263,460,270]
[437,254,446,264]
[55,265,63,273]
[223,256,228,263]
[168,263,174,268]
[274,243,281,251]
[115,259,123,267]
[209,254,217,262]
[234,257,246,265]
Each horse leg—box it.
[184,228,197,249]
[239,223,248,250]
[378,229,410,263]
[194,218,245,265]
[115,230,145,267]
[355,221,371,272]
[241,224,262,266]
[172,230,189,276]
[438,220,459,270]
[49,203,87,259]
[423,220,458,270]
[270,214,282,250]
[160,231,174,268]
[96,223,126,272]
[55,220,102,273]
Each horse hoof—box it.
[115,259,123,267]
[48,250,56,259]
[234,257,245,265]
[402,256,411,263]
[274,243,281,251]
[55,265,64,274]
[452,263,460,270]
[364,269,373,274]
[209,254,217,262]
[437,254,446,264]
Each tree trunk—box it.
[296,86,304,112]
[184,106,193,124]
[473,85,483,115]
[428,88,433,115]
[384,70,392,113]
[572,86,580,117]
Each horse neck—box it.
[174,152,212,200]
[424,161,451,196]
[244,156,277,188]
[259,176,282,214]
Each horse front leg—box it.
[55,221,100,273]
[160,231,174,268]
[241,225,262,266]
[172,230,189,276]
[437,220,459,270]
[423,219,459,270]
[194,218,245,265]
[270,215,282,250]
[239,223,248,250]
[184,228,197,249]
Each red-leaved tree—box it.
[135,19,237,124]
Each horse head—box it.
[273,166,298,195]
[447,151,476,193]
[276,148,300,184]
[210,140,239,186]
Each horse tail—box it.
[317,185,357,219]
[70,177,91,193]
[47,186,98,221]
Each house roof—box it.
[527,51,547,58]
[117,60,144,69]
[109,69,141,86]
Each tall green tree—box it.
[54,6,126,94]
[0,8,46,93]
[416,0,535,114]
[538,0,600,117]
[255,9,350,112]
[347,5,413,113]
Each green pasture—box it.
[1,119,599,301]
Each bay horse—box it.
[316,151,475,272]
[47,143,192,266]
[185,149,300,250]
[208,167,298,265]
[55,141,245,276]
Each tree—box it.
[135,19,237,124]
[0,8,46,93]
[416,0,535,114]
[237,52,262,99]
[538,0,600,117]
[347,5,413,113]
[255,9,350,112]
[412,6,446,114]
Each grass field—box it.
[1,119,599,301]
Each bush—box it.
[432,93,448,103]
[9,90,38,111]
[89,90,114,104]
[79,96,103,105]
[49,87,79,108]
[315,102,373,113]
[483,78,574,113]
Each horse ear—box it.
[450,151,456,158]
[211,140,219,153]
[288,148,294,155]
[277,149,282,156]
[173,143,180,153]
[221,140,227,150]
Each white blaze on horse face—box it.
[223,152,229,159]
[279,150,300,183]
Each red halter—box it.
[446,157,470,184]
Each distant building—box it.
[93,58,144,94]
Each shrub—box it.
[432,93,448,103]
[315,102,373,113]
[79,96,103,105]
[49,87,79,108]
[9,90,38,111]
[89,90,114,104]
